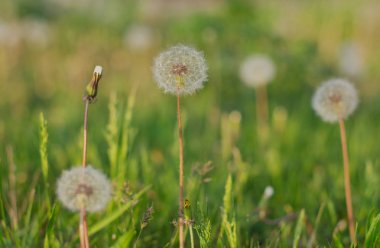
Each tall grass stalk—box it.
[106,91,136,188]
[220,174,237,248]
[39,112,49,182]
[39,112,51,211]
[338,118,355,244]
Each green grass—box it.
[1,0,380,247]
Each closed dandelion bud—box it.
[312,78,358,123]
[240,54,276,87]
[85,65,103,102]
[57,166,111,212]
[153,44,208,96]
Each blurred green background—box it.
[1,0,380,246]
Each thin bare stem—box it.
[82,99,89,168]
[176,87,185,248]
[256,85,269,143]
[338,118,356,245]
[83,212,89,248]
[79,99,90,248]
[6,145,18,231]
[79,208,88,248]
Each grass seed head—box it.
[153,44,208,96]
[56,166,111,212]
[312,78,358,123]
[240,54,276,87]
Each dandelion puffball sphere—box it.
[312,78,358,123]
[57,166,111,212]
[153,44,208,96]
[240,54,276,87]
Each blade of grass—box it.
[364,213,380,247]
[293,209,305,248]
[88,186,150,236]
[43,203,60,248]
[111,229,136,248]
[307,202,325,248]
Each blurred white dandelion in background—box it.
[22,19,52,47]
[123,24,155,51]
[239,54,276,87]
[338,41,364,78]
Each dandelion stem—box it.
[80,98,90,248]
[82,99,89,168]
[338,118,355,245]
[79,208,89,248]
[256,85,268,143]
[176,86,185,248]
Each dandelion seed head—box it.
[312,78,358,123]
[240,54,276,87]
[153,44,208,96]
[56,166,111,212]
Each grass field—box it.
[1,0,380,247]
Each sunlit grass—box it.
[1,0,380,247]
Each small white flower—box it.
[263,186,274,199]
[240,54,276,87]
[57,166,111,212]
[153,45,208,96]
[312,78,358,123]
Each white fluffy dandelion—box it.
[312,78,358,123]
[239,54,276,87]
[152,44,208,96]
[57,166,111,212]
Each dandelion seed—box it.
[57,166,111,212]
[153,44,208,96]
[312,78,358,123]
[239,54,276,87]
